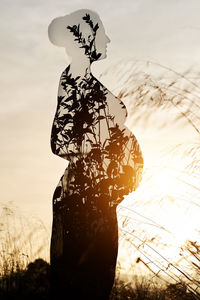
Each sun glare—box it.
[118,145,200,285]
[150,168,177,196]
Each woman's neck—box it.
[69,56,91,79]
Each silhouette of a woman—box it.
[48,9,143,299]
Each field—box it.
[1,60,200,299]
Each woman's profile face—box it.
[91,19,110,61]
[66,14,111,62]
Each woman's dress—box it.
[50,65,143,299]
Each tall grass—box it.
[102,59,200,298]
[0,202,50,276]
[0,202,50,298]
[1,60,200,299]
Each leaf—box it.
[96,115,105,121]
[99,104,106,110]
[83,128,94,135]
[58,114,72,121]
[89,39,94,50]
[95,174,104,179]
[93,23,99,32]
[107,160,118,177]
[91,51,101,60]
[86,139,94,144]
[82,13,90,22]
[57,96,65,105]
[68,150,76,155]
[53,186,62,199]
[122,165,135,176]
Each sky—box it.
[1,0,200,226]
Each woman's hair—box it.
[48,9,102,48]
